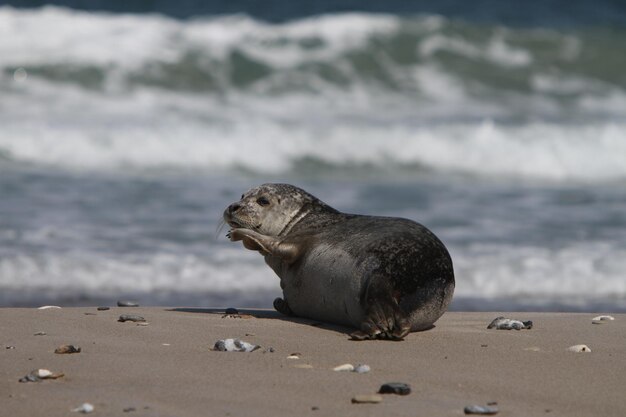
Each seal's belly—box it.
[279,243,366,327]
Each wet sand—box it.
[1,308,624,417]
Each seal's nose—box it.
[228,203,241,214]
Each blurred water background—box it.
[1,0,625,311]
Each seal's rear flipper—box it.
[350,272,411,341]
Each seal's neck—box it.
[278,205,311,237]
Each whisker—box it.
[215,219,227,240]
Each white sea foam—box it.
[1,240,624,308]
[1,6,626,182]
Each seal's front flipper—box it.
[228,228,302,263]
[273,297,294,316]
[228,228,277,256]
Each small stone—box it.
[213,338,259,352]
[37,305,61,310]
[19,374,40,383]
[225,307,239,314]
[592,315,615,324]
[6,346,15,349]
[34,332,47,336]
[379,382,411,395]
[123,407,136,412]
[311,406,319,411]
[71,403,94,414]
[353,364,371,374]
[55,345,81,354]
[287,353,301,359]
[97,306,110,311]
[19,369,64,382]
[487,317,532,330]
[567,344,591,353]
[118,314,146,323]
[84,313,97,316]
[351,394,383,404]
[117,300,139,307]
[136,322,150,326]
[268,347,275,353]
[333,363,354,372]
[464,405,499,415]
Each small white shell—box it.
[333,363,355,372]
[36,369,53,378]
[37,306,62,310]
[286,354,300,359]
[592,315,615,324]
[567,344,591,353]
[71,403,94,413]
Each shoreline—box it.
[1,308,624,417]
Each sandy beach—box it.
[1,307,624,417]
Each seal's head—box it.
[224,183,336,237]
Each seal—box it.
[223,183,455,340]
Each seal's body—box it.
[223,184,454,340]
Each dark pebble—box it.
[97,307,110,311]
[311,406,319,411]
[123,407,136,412]
[18,374,40,383]
[464,405,499,415]
[379,382,411,395]
[225,307,239,314]
[118,314,146,323]
[6,346,15,349]
[117,300,139,307]
[34,332,47,336]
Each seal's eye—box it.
[257,197,270,207]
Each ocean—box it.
[1,1,625,311]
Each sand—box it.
[1,307,624,417]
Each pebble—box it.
[287,353,301,359]
[19,369,65,383]
[567,344,591,353]
[464,405,499,415]
[123,407,136,413]
[351,394,383,404]
[213,338,260,352]
[592,315,615,324]
[118,314,146,323]
[97,307,110,311]
[71,403,95,414]
[353,364,371,374]
[34,331,47,336]
[55,345,82,354]
[225,307,239,314]
[37,305,61,310]
[379,382,411,395]
[117,300,139,307]
[333,364,355,372]
[487,317,533,330]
